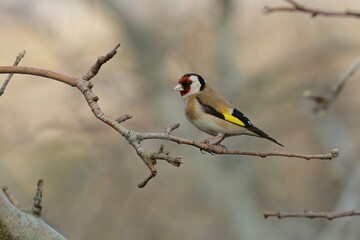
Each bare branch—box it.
[165,123,180,134]
[0,66,77,86]
[303,58,360,113]
[151,144,184,166]
[0,45,340,188]
[264,210,360,220]
[264,0,360,19]
[30,179,44,217]
[116,114,133,123]
[0,50,26,96]
[138,169,157,188]
[1,186,21,209]
[141,133,339,160]
[82,43,121,81]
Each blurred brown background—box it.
[1,0,360,239]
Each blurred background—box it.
[1,0,360,239]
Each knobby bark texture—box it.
[264,210,360,220]
[0,183,66,240]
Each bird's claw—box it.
[199,139,227,154]
[200,139,210,144]
[213,143,227,151]
[199,148,215,155]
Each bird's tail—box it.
[248,125,284,147]
[264,135,283,147]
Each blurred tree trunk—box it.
[0,190,66,240]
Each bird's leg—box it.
[200,135,227,150]
[213,136,227,150]
[200,135,220,154]
[214,136,225,145]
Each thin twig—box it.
[82,43,121,81]
[264,210,360,220]
[0,45,340,188]
[303,58,360,113]
[0,50,26,96]
[165,123,181,134]
[116,114,133,123]
[264,0,360,19]
[30,179,44,217]
[332,58,360,97]
[1,186,21,208]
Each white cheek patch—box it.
[186,80,201,96]
[189,75,199,82]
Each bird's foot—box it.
[200,138,218,154]
[200,139,211,144]
[213,142,227,151]
[200,149,215,155]
[212,136,227,150]
[199,137,227,153]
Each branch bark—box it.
[264,0,360,19]
[0,45,339,188]
[264,210,360,220]
[0,181,66,240]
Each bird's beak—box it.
[173,83,184,91]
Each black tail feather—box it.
[247,125,284,147]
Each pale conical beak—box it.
[173,83,184,91]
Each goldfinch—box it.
[173,73,283,147]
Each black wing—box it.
[232,108,284,147]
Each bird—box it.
[173,73,283,147]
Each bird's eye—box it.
[182,81,192,87]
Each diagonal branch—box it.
[82,43,121,81]
[264,210,360,220]
[264,0,360,19]
[0,50,26,96]
[303,57,360,113]
[1,186,21,209]
[0,45,340,188]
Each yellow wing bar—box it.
[223,113,245,127]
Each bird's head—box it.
[173,73,206,97]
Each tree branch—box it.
[303,57,360,113]
[0,46,340,188]
[264,0,360,19]
[264,210,360,220]
[0,66,77,86]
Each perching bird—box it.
[173,73,283,147]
